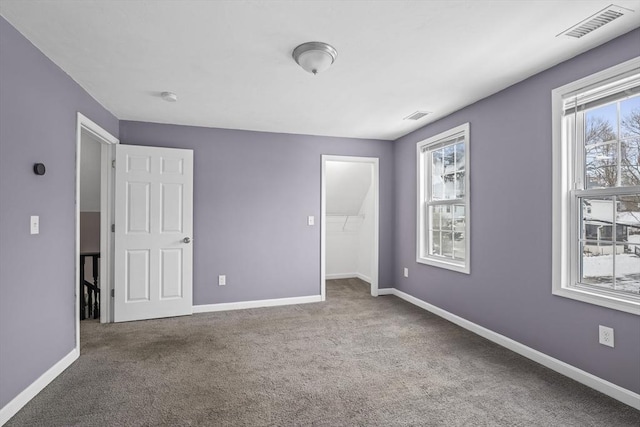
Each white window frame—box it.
[416,123,471,274]
[552,57,640,316]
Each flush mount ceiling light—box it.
[292,42,338,75]
[161,91,178,102]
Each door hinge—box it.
[111,289,115,298]
[112,160,116,169]
[111,224,115,232]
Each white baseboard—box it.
[193,295,322,313]
[355,273,371,284]
[325,273,357,280]
[0,348,79,426]
[385,288,640,410]
[326,273,371,284]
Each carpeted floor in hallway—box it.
[6,278,640,426]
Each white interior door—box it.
[113,145,193,322]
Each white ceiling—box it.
[1,1,639,141]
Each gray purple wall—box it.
[393,28,640,394]
[0,17,118,408]
[119,122,394,305]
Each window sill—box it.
[552,285,640,315]
[416,256,470,274]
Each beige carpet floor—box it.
[6,278,640,426]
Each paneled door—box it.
[113,145,193,322]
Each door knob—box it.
[182,237,191,244]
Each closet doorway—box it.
[321,155,379,300]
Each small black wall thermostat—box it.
[33,163,46,175]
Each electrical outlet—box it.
[599,325,614,348]
[218,275,226,286]
[403,267,409,278]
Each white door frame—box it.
[75,113,119,347]
[321,155,379,300]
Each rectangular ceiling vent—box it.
[404,111,430,121]
[559,5,630,38]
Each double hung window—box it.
[552,59,640,314]
[417,123,470,273]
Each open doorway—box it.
[75,113,118,348]
[321,155,379,301]
[79,132,102,323]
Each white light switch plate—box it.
[308,216,315,226]
[218,275,226,286]
[403,268,409,278]
[30,216,39,234]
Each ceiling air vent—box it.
[404,111,430,121]
[559,5,630,38]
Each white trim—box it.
[325,273,372,283]
[193,295,322,313]
[0,349,79,425]
[325,273,358,280]
[416,123,471,274]
[321,159,327,302]
[382,288,640,409]
[551,58,640,315]
[76,112,119,332]
[356,273,371,284]
[377,288,394,296]
[321,155,380,299]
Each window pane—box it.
[444,145,455,174]
[432,142,465,201]
[441,232,453,258]
[617,193,640,252]
[617,194,640,221]
[441,205,453,231]
[455,171,465,198]
[581,197,613,241]
[443,173,456,199]
[431,150,443,200]
[585,103,617,145]
[614,194,639,295]
[615,253,640,295]
[429,205,442,231]
[431,230,441,256]
[455,142,465,171]
[585,143,617,189]
[620,95,640,139]
[453,232,465,261]
[454,205,465,233]
[580,242,613,289]
[621,138,640,186]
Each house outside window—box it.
[416,123,470,274]
[552,58,640,315]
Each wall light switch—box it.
[308,216,315,226]
[218,275,226,286]
[403,268,409,278]
[30,216,39,234]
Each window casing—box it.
[552,58,640,315]
[417,123,470,274]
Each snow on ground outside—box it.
[583,234,640,294]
